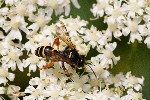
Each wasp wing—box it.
[55,21,75,50]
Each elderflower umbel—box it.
[0,0,146,98]
[19,16,145,99]
[90,0,150,47]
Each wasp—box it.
[35,45,85,74]
[35,21,96,77]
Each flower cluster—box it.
[23,70,144,100]
[91,0,150,48]
[0,0,146,100]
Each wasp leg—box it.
[61,62,69,74]
[65,46,70,50]
[39,62,54,70]
[71,65,76,69]
[52,37,60,50]
[62,62,73,81]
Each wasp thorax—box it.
[44,46,53,57]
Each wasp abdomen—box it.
[35,46,53,58]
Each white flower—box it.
[10,1,28,16]
[71,36,83,45]
[112,73,125,87]
[3,15,29,41]
[46,0,69,16]
[105,0,125,24]
[0,67,15,85]
[23,54,46,73]
[23,95,36,100]
[0,7,9,16]
[22,0,37,14]
[28,8,51,32]
[29,74,52,88]
[24,85,45,99]
[76,43,90,56]
[7,85,24,100]
[43,84,63,99]
[122,0,146,18]
[83,25,102,48]
[122,72,144,91]
[87,56,110,80]
[29,77,40,86]
[0,39,22,56]
[144,37,150,48]
[144,7,150,22]
[5,0,19,5]
[0,87,5,94]
[97,42,120,68]
[45,0,80,16]
[1,47,23,71]
[105,22,123,40]
[144,22,150,48]
[122,17,143,43]
[70,75,89,91]
[58,16,88,36]
[23,33,54,54]
[124,89,143,100]
[90,0,109,17]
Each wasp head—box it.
[77,55,85,67]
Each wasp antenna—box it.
[70,77,74,82]
[87,65,98,79]
[79,71,85,79]
[65,73,74,82]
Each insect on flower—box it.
[35,21,97,77]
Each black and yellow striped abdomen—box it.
[35,46,53,58]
